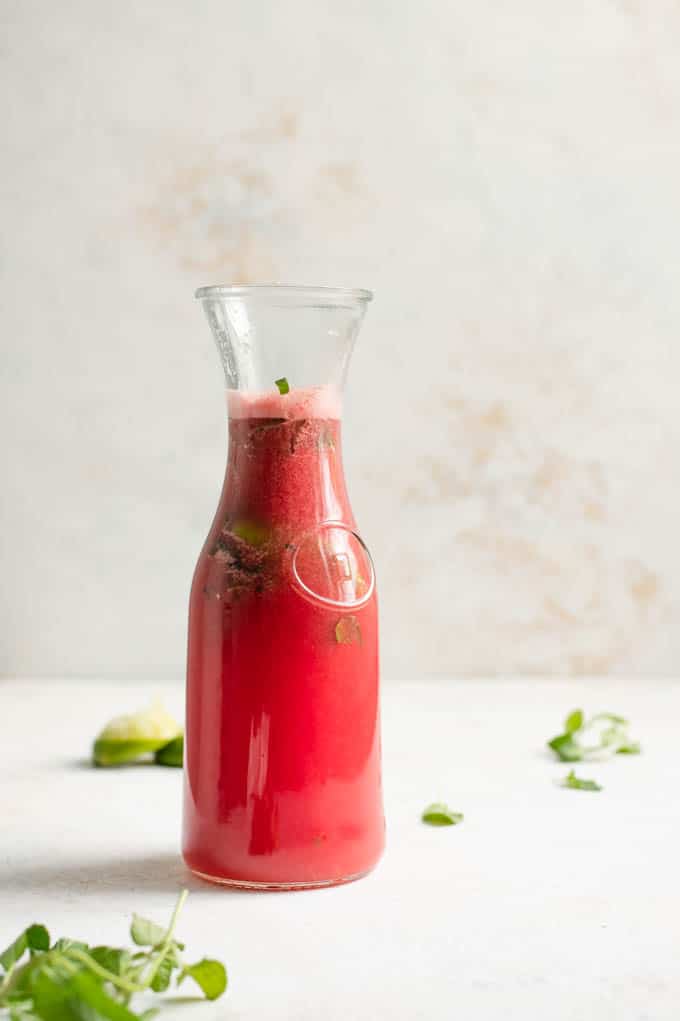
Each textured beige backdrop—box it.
[2,1,679,679]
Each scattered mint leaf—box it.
[68,971,142,1020]
[178,960,227,1001]
[1,926,50,972]
[129,916,165,949]
[149,955,174,993]
[548,733,583,762]
[591,712,628,726]
[565,709,584,734]
[561,770,602,792]
[89,947,131,976]
[51,940,88,955]
[274,377,290,395]
[421,803,464,827]
[548,709,640,762]
[154,736,183,768]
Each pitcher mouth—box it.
[195,284,373,305]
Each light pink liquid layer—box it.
[183,389,384,887]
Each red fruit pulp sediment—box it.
[182,389,384,887]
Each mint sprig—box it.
[561,769,602,792]
[274,377,290,395]
[422,803,464,827]
[548,709,640,762]
[0,891,227,1019]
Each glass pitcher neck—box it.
[226,384,342,422]
[196,284,372,393]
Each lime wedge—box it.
[93,700,182,767]
[154,734,184,768]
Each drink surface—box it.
[183,386,384,886]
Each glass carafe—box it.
[182,285,385,889]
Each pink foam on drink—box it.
[227,384,341,420]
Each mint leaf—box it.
[334,616,362,645]
[565,709,583,734]
[130,916,165,948]
[421,803,464,827]
[178,959,227,1001]
[149,955,174,993]
[274,377,290,395]
[561,769,602,792]
[617,740,641,755]
[154,736,183,768]
[0,926,49,972]
[89,947,131,976]
[591,712,628,725]
[548,733,583,762]
[51,940,88,955]
[70,971,143,1019]
[548,710,640,762]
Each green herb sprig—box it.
[422,803,464,827]
[561,769,603,792]
[0,891,226,1020]
[274,377,290,395]
[548,709,640,763]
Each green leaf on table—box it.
[89,947,131,976]
[149,955,175,993]
[274,377,290,395]
[591,712,628,726]
[154,736,184,768]
[564,709,584,734]
[51,939,89,955]
[548,709,640,762]
[130,915,166,948]
[1,925,50,972]
[547,733,583,762]
[561,769,602,792]
[421,803,464,827]
[30,969,136,1021]
[178,959,227,1001]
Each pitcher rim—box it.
[195,284,373,304]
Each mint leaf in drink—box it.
[561,769,602,792]
[548,709,640,761]
[274,377,290,395]
[154,735,184,768]
[334,616,362,645]
[422,803,464,826]
[0,891,227,1018]
[178,959,227,1001]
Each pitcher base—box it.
[187,865,373,891]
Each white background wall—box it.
[2,0,679,680]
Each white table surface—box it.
[1,679,679,1020]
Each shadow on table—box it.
[0,852,252,897]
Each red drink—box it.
[183,386,384,888]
